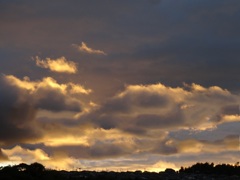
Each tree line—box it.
[179,162,240,175]
[0,162,239,179]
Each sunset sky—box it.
[0,0,240,171]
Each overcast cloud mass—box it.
[0,0,240,171]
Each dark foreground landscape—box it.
[0,162,239,180]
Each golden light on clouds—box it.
[68,82,92,95]
[35,56,78,73]
[2,146,50,162]
[4,75,92,95]
[43,136,90,147]
[41,127,135,148]
[81,160,178,172]
[146,161,178,172]
[1,0,240,173]
[73,42,107,55]
[177,139,204,153]
[1,146,82,170]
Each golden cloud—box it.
[73,42,107,55]
[5,75,91,95]
[2,146,50,162]
[35,56,77,73]
[168,135,239,155]
[1,146,82,170]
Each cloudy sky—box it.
[0,0,240,171]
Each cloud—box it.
[0,75,41,145]
[79,159,177,172]
[36,126,138,159]
[6,74,91,95]
[2,146,82,170]
[1,145,177,171]
[2,146,50,162]
[1,80,236,167]
[174,135,239,154]
[0,74,91,145]
[73,42,107,55]
[0,149,8,161]
[82,83,240,133]
[4,75,90,112]
[67,82,92,95]
[35,56,77,73]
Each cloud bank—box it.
[0,79,239,170]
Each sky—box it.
[0,0,240,171]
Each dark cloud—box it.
[136,112,183,129]
[0,75,85,145]
[169,121,240,142]
[102,89,169,114]
[89,142,133,158]
[35,141,135,160]
[35,86,81,112]
[0,76,40,145]
[152,140,178,155]
[221,104,240,115]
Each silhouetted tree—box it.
[16,163,29,172]
[180,162,240,176]
[28,162,45,176]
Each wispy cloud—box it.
[73,42,107,55]
[35,56,77,74]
